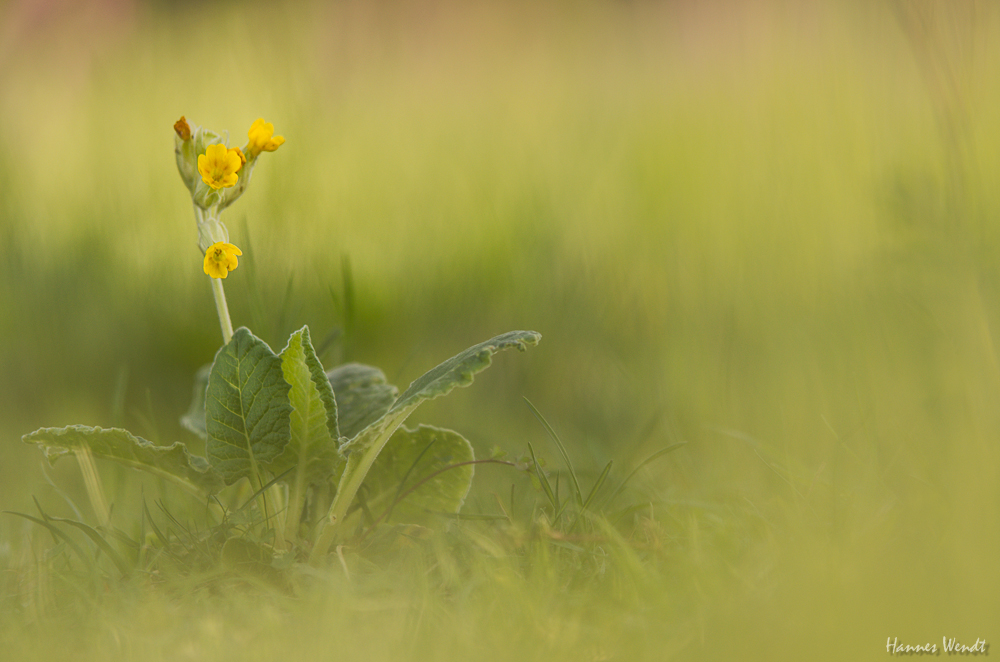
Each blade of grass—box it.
[552,473,571,525]
[238,216,267,333]
[101,526,140,551]
[155,500,200,555]
[41,514,132,578]
[38,461,85,522]
[442,512,511,521]
[273,275,296,343]
[142,498,169,548]
[601,442,687,509]
[234,467,293,516]
[524,397,583,505]
[582,460,613,512]
[4,511,92,572]
[526,440,557,509]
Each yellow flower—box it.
[229,146,247,167]
[247,118,285,157]
[198,143,242,190]
[203,242,243,279]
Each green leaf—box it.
[22,425,224,496]
[270,326,341,484]
[360,425,475,526]
[601,442,687,509]
[310,330,539,562]
[180,363,211,440]
[391,330,542,413]
[206,327,292,486]
[327,363,398,441]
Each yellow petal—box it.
[229,146,247,168]
[225,150,242,174]
[205,143,228,160]
[204,252,225,278]
[263,135,285,152]
[204,242,242,278]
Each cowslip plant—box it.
[19,117,540,573]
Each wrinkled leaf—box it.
[271,326,341,483]
[23,425,224,496]
[327,363,398,441]
[360,425,474,526]
[391,330,542,413]
[311,330,539,561]
[206,327,292,485]
[180,363,211,440]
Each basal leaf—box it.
[180,363,211,440]
[327,363,398,441]
[360,425,474,526]
[271,326,341,484]
[206,327,292,485]
[391,330,542,413]
[310,330,539,561]
[23,425,224,496]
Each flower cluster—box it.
[174,116,284,278]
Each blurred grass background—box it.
[1,0,999,659]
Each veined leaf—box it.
[327,363,398,441]
[310,330,539,562]
[22,425,224,496]
[206,327,292,486]
[360,425,474,526]
[391,330,542,413]
[271,326,341,484]
[180,363,211,440]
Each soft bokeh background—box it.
[1,0,998,659]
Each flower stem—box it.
[211,277,234,344]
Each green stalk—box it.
[211,277,234,344]
[193,203,235,344]
[283,446,310,549]
[308,409,411,565]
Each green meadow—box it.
[1,1,997,659]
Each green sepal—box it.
[219,158,257,212]
[206,327,292,486]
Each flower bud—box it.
[246,118,285,159]
[174,116,198,194]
